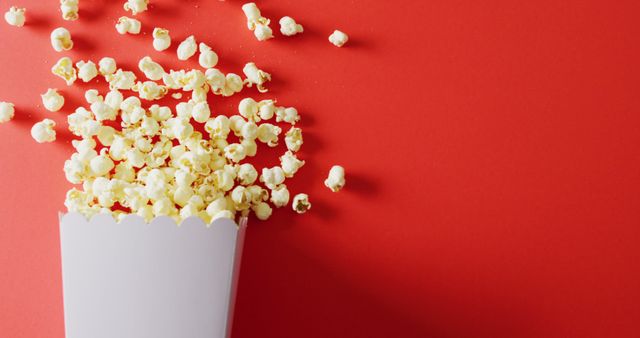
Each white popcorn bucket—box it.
[59,212,248,338]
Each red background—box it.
[1,0,639,337]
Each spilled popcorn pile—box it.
[1,1,349,224]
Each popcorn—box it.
[243,62,271,93]
[52,57,77,85]
[84,89,103,104]
[124,0,148,15]
[0,102,15,123]
[280,151,305,177]
[284,127,303,152]
[135,81,167,101]
[198,43,219,69]
[224,143,246,163]
[138,56,165,81]
[329,30,349,47]
[276,106,300,124]
[60,0,79,21]
[90,149,115,176]
[177,35,197,61]
[324,165,346,192]
[106,69,137,90]
[258,99,276,120]
[260,166,285,189]
[99,57,117,76]
[4,6,26,27]
[279,16,303,36]
[237,163,258,185]
[238,97,259,121]
[152,28,171,51]
[76,60,98,82]
[50,28,73,52]
[31,119,57,143]
[191,101,211,123]
[270,185,289,208]
[257,123,281,146]
[292,193,311,214]
[241,3,273,41]
[116,17,141,35]
[91,101,117,121]
[41,89,65,112]
[252,202,272,220]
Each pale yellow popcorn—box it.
[237,163,258,185]
[99,57,117,76]
[257,123,281,147]
[198,43,219,69]
[90,149,115,176]
[177,35,197,61]
[258,99,276,120]
[260,166,285,189]
[60,0,79,21]
[84,89,103,104]
[41,89,65,112]
[52,57,77,85]
[243,62,271,93]
[192,101,211,123]
[138,56,165,81]
[241,3,273,41]
[124,0,148,15]
[279,16,303,36]
[76,60,98,82]
[31,119,57,143]
[50,27,73,52]
[280,151,305,178]
[329,30,349,47]
[4,6,25,27]
[292,193,311,214]
[116,16,141,35]
[224,143,246,163]
[152,28,171,51]
[0,102,15,123]
[276,106,300,124]
[252,201,272,220]
[135,81,167,101]
[324,165,346,192]
[106,69,137,90]
[270,184,290,208]
[284,127,303,152]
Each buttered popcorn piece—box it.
[198,43,219,69]
[152,28,171,51]
[106,69,137,90]
[52,57,77,85]
[292,193,311,214]
[177,35,197,61]
[243,62,271,93]
[124,0,148,15]
[135,81,167,100]
[324,165,346,192]
[329,30,349,47]
[98,57,117,76]
[31,119,57,143]
[0,102,15,123]
[41,89,65,112]
[138,56,165,81]
[284,127,303,152]
[4,6,26,27]
[279,16,303,36]
[84,89,103,104]
[270,184,289,208]
[116,16,141,35]
[252,202,272,220]
[60,0,79,21]
[51,27,73,52]
[76,60,98,82]
[241,2,273,41]
[260,166,285,189]
[280,151,305,178]
[276,106,300,124]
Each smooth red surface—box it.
[1,1,639,337]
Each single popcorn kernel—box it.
[52,57,77,85]
[124,0,148,15]
[177,35,197,61]
[243,62,271,93]
[50,27,73,52]
[279,16,303,36]
[31,119,57,143]
[116,16,141,35]
[99,57,117,76]
[76,60,98,82]
[198,43,219,69]
[152,28,171,51]
[0,102,15,123]
[241,2,273,41]
[292,193,311,214]
[329,30,349,47]
[138,56,165,81]
[60,0,79,21]
[4,6,26,27]
[41,89,65,112]
[270,184,290,208]
[324,165,346,192]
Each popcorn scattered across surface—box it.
[292,193,311,214]
[76,60,98,82]
[242,2,273,41]
[198,43,219,69]
[50,27,74,52]
[0,102,15,123]
[243,62,271,93]
[279,16,303,36]
[52,57,77,85]
[124,0,148,15]
[60,0,79,21]
[116,16,141,35]
[4,6,26,27]
[329,30,349,47]
[41,89,65,112]
[324,165,346,192]
[152,28,171,51]
[138,56,165,81]
[177,35,197,61]
[99,57,117,76]
[31,119,57,143]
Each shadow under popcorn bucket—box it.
[59,212,248,338]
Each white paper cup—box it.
[59,212,248,338]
